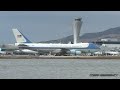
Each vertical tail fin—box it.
[12,28,32,43]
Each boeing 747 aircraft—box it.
[12,29,99,56]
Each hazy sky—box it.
[0,11,120,44]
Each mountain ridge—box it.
[39,26,120,43]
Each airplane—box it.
[0,48,7,55]
[104,50,119,55]
[12,29,100,56]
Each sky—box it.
[1,11,120,44]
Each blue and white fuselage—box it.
[15,43,99,49]
[13,28,100,55]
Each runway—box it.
[0,55,120,59]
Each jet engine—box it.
[68,49,81,55]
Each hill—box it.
[39,26,120,43]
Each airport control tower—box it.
[73,18,82,44]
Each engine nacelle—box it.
[68,49,81,55]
